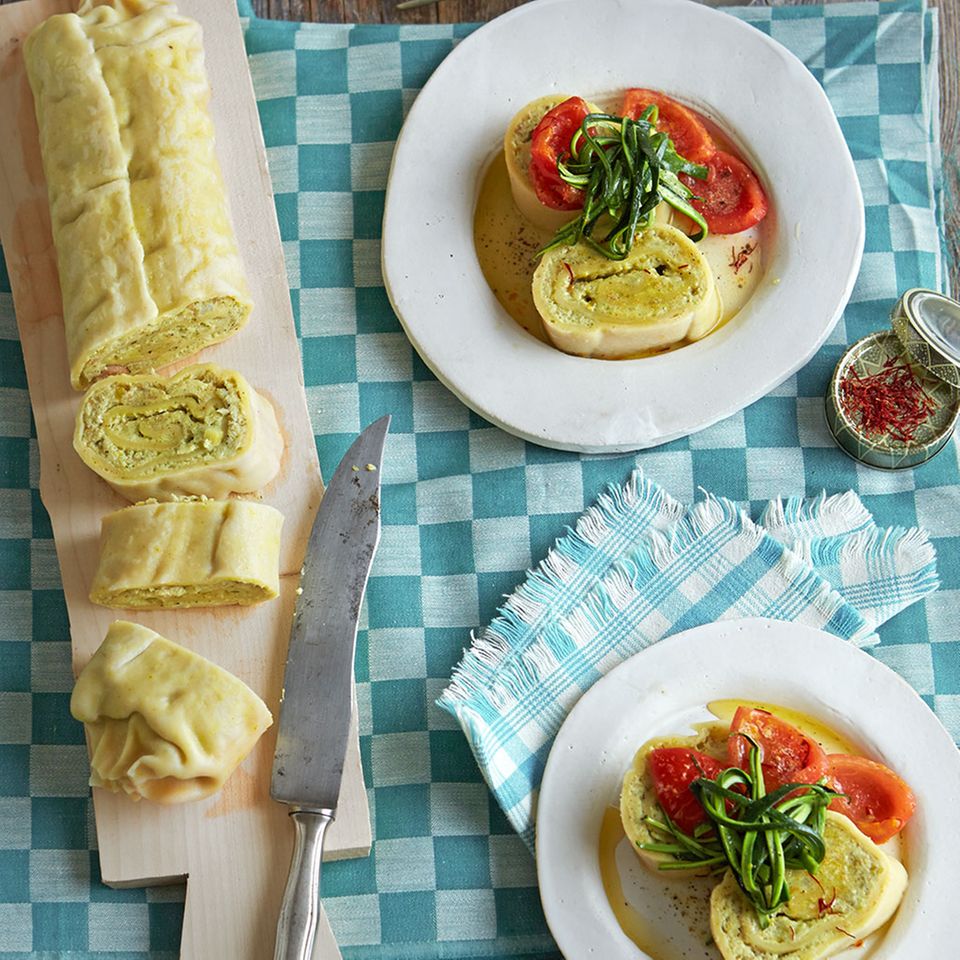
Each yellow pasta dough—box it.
[91,499,283,609]
[74,364,284,501]
[70,620,273,804]
[24,0,251,389]
[710,812,907,960]
[532,224,722,358]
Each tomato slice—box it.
[680,150,768,235]
[621,88,715,163]
[727,707,827,792]
[648,747,724,835]
[529,160,584,211]
[825,754,917,844]
[529,96,591,210]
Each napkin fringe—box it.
[558,495,871,652]
[797,524,936,572]
[792,524,939,628]
[439,472,682,714]
[761,491,876,542]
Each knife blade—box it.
[271,415,389,960]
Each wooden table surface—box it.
[253,0,958,294]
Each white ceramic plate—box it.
[382,0,864,452]
[536,618,959,960]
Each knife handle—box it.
[274,808,334,960]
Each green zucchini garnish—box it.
[638,738,840,928]
[538,106,709,261]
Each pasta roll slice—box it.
[74,364,284,501]
[24,0,251,389]
[503,94,599,233]
[91,500,283,609]
[710,812,907,960]
[71,621,273,804]
[532,224,722,358]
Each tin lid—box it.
[891,288,960,387]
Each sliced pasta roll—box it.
[71,621,273,804]
[532,224,722,358]
[91,500,283,609]
[24,0,251,389]
[710,812,907,960]
[74,364,284,501]
[503,94,598,233]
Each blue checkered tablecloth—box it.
[1,0,957,956]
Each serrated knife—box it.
[271,415,390,960]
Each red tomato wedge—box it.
[825,754,917,844]
[529,162,584,212]
[648,747,725,835]
[727,707,827,792]
[621,88,715,163]
[529,96,591,210]
[680,150,768,235]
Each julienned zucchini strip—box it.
[540,107,709,260]
[639,740,839,927]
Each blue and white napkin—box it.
[439,474,939,848]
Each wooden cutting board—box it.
[0,1,371,957]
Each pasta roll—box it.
[91,500,283,609]
[74,364,284,501]
[71,620,273,804]
[532,224,722,358]
[503,94,596,233]
[24,0,251,389]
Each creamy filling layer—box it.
[79,369,249,475]
[97,580,273,609]
[80,295,249,389]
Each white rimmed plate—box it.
[536,617,959,959]
[382,0,863,452]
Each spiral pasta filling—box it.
[74,364,283,501]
